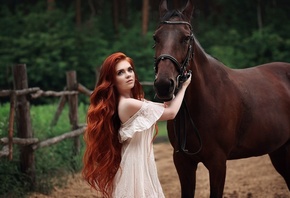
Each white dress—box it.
[112,100,165,198]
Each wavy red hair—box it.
[82,52,144,197]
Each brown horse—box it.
[153,0,290,197]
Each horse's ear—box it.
[159,0,168,19]
[182,0,194,21]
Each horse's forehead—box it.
[156,24,189,38]
[156,19,191,36]
[170,16,184,21]
[157,27,180,38]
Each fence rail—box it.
[0,64,89,189]
[0,64,154,189]
[0,126,86,152]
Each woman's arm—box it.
[118,74,191,123]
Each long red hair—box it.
[82,52,144,197]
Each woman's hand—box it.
[182,73,192,88]
[159,73,192,121]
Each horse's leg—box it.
[269,141,290,190]
[173,152,197,198]
[205,156,227,198]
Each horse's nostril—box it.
[154,77,175,97]
[170,79,174,87]
[168,79,175,93]
[154,78,171,89]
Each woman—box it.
[82,52,191,198]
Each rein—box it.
[154,20,202,155]
[174,100,202,155]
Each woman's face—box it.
[115,60,136,95]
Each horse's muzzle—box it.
[153,78,175,101]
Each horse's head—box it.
[153,0,194,101]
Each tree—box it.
[142,0,149,35]
[47,0,55,11]
[75,0,81,27]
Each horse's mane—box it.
[161,10,187,21]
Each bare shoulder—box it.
[118,98,144,123]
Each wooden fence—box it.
[0,64,153,189]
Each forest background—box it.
[1,0,290,98]
[0,0,290,197]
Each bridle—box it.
[154,20,194,89]
[154,20,202,155]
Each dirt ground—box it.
[29,142,289,198]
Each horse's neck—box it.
[192,42,209,67]
[191,42,231,90]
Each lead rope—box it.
[174,100,202,155]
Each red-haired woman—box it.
[82,52,191,198]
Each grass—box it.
[0,101,168,197]
[0,102,88,197]
[157,121,167,136]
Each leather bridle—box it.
[154,20,202,155]
[154,20,194,89]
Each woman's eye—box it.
[128,67,133,72]
[117,70,124,75]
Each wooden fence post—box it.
[66,71,80,170]
[13,64,35,189]
[8,91,16,160]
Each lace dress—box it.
[112,100,165,198]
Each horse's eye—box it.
[154,34,161,42]
[184,36,191,43]
[152,35,159,48]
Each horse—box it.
[153,0,290,197]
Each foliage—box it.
[0,159,31,198]
[0,4,108,92]
[0,102,87,197]
[0,1,290,195]
[197,23,290,69]
[1,1,290,96]
[110,20,156,100]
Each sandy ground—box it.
[29,142,289,198]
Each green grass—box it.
[0,101,168,197]
[157,121,167,136]
[0,102,88,197]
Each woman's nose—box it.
[125,72,131,78]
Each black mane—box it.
[161,10,186,21]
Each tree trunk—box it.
[120,0,128,27]
[76,0,81,27]
[112,0,119,33]
[257,0,263,32]
[47,0,55,11]
[142,0,149,36]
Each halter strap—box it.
[154,20,194,77]
[155,54,181,72]
[160,20,192,30]
[154,20,202,156]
